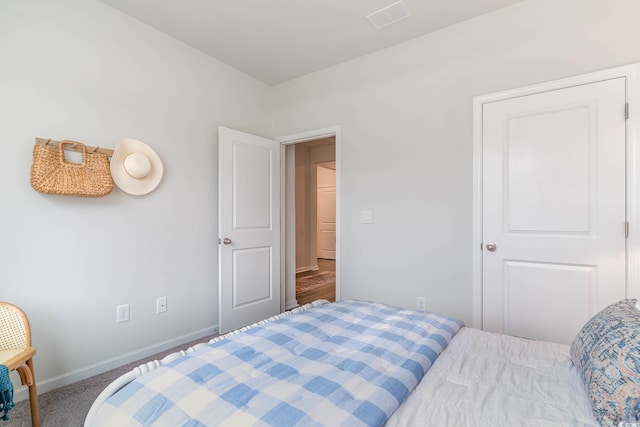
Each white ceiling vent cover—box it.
[367,1,412,30]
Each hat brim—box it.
[110,138,163,196]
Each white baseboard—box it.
[12,324,218,402]
[296,265,319,274]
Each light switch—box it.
[360,210,373,224]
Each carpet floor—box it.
[5,334,218,427]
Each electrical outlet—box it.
[156,297,167,314]
[416,297,427,312]
[116,304,130,323]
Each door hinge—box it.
[626,221,630,238]
[625,103,629,120]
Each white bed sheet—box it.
[386,327,598,427]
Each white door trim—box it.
[276,126,341,309]
[472,63,640,329]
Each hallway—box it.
[296,259,336,305]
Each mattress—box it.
[386,327,598,427]
[86,300,463,427]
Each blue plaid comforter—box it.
[93,300,463,426]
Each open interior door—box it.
[218,126,281,334]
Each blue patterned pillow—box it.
[570,299,640,426]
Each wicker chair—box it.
[0,302,39,427]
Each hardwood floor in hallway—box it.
[296,258,336,306]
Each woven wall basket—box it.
[30,141,113,197]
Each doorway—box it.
[293,138,336,306]
[278,126,341,311]
[219,126,339,331]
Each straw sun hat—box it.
[110,138,163,195]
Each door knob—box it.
[486,242,497,252]
[223,238,232,245]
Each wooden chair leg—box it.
[26,359,39,427]
[16,360,40,427]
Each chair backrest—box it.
[0,302,31,350]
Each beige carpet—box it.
[5,333,218,427]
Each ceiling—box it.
[98,0,523,85]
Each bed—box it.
[85,299,640,427]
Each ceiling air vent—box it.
[367,1,412,30]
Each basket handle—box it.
[59,140,86,165]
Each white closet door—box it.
[316,164,336,260]
[482,77,626,344]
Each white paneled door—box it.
[316,163,336,260]
[218,127,281,334]
[482,78,627,344]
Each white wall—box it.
[0,0,272,395]
[271,0,640,324]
